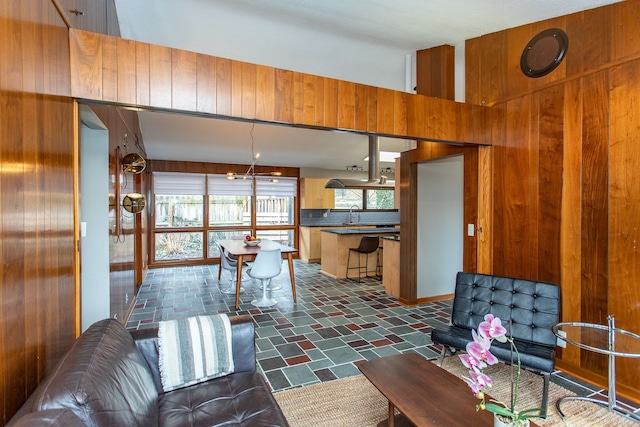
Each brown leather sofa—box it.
[8,315,290,426]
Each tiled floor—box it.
[127,261,639,417]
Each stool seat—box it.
[346,236,380,282]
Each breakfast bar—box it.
[320,227,399,279]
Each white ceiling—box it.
[114,0,620,174]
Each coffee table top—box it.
[358,353,509,426]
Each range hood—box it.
[325,136,395,190]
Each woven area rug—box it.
[274,357,637,427]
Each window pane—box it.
[155,195,203,227]
[333,189,363,209]
[155,232,203,260]
[207,230,251,258]
[256,229,295,247]
[256,196,294,225]
[209,196,251,226]
[366,189,395,209]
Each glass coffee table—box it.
[553,316,640,421]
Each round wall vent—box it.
[520,28,568,78]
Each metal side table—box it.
[553,316,640,421]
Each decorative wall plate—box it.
[520,28,568,78]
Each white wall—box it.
[416,155,463,298]
[80,125,111,331]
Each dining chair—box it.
[215,241,249,294]
[247,249,282,308]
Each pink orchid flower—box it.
[459,353,485,370]
[466,330,499,365]
[478,314,508,343]
[462,367,493,394]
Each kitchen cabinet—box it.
[300,178,334,209]
[299,226,322,263]
[382,236,400,297]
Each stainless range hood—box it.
[325,136,395,190]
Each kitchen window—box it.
[334,188,394,210]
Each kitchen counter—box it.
[301,223,399,228]
[320,228,399,279]
[321,226,399,235]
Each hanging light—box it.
[122,152,146,174]
[226,123,282,181]
[122,193,146,213]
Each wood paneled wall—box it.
[0,1,76,423]
[67,29,486,146]
[416,45,455,100]
[466,0,640,401]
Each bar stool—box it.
[346,236,380,282]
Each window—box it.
[154,173,205,228]
[334,189,363,209]
[256,178,296,225]
[208,174,252,226]
[151,172,298,266]
[334,188,394,209]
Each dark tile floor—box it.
[127,261,639,417]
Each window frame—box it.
[149,172,299,268]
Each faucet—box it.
[349,205,359,224]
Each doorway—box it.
[416,155,464,298]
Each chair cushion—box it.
[158,372,289,427]
[30,319,158,426]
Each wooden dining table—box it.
[217,239,298,310]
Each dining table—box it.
[217,239,298,310]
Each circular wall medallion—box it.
[520,28,568,78]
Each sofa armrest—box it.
[129,315,256,394]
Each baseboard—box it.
[398,294,454,306]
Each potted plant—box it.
[459,314,541,427]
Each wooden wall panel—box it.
[559,78,583,366]
[149,44,172,109]
[536,85,564,284]
[241,62,256,119]
[256,65,275,122]
[135,42,150,106]
[216,58,232,116]
[612,0,640,61]
[338,80,355,130]
[565,7,610,76]
[580,71,609,375]
[609,58,640,386]
[171,48,197,112]
[492,96,533,278]
[416,44,455,100]
[274,69,293,123]
[1,1,76,423]
[68,30,481,144]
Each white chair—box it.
[247,249,282,308]
[216,242,248,294]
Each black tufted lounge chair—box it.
[430,272,560,418]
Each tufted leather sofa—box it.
[430,272,560,418]
[8,316,289,427]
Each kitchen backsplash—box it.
[300,209,400,226]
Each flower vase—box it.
[493,415,530,427]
